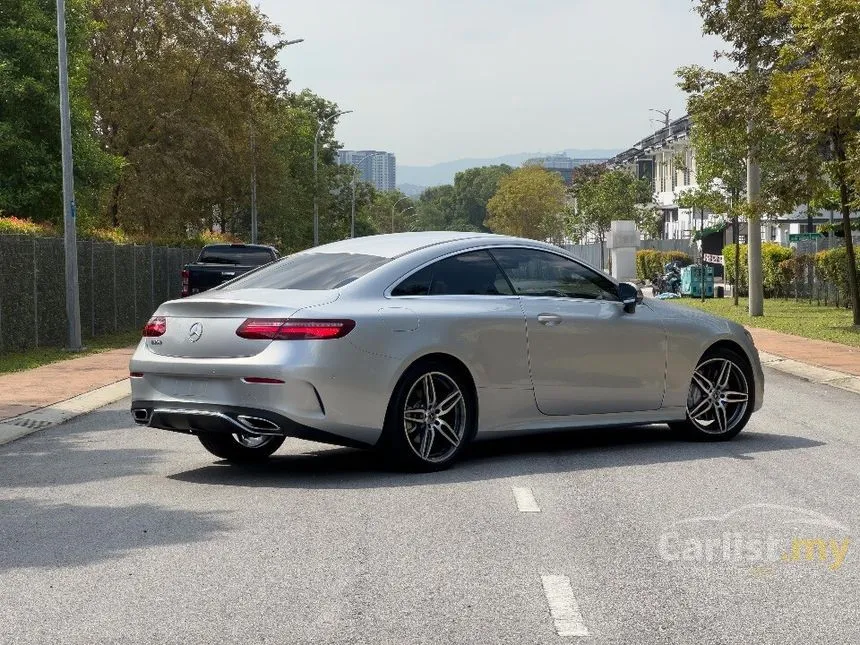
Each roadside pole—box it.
[56,0,82,351]
[700,207,705,303]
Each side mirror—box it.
[618,282,640,314]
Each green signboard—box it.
[789,232,823,241]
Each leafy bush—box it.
[778,254,813,298]
[815,247,855,307]
[0,216,57,236]
[723,243,748,295]
[636,249,693,281]
[761,242,793,296]
[82,227,132,245]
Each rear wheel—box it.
[381,360,476,472]
[670,348,753,441]
[198,433,285,463]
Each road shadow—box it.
[0,498,228,572]
[168,425,825,490]
[0,407,166,488]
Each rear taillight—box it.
[143,316,166,337]
[181,269,190,297]
[236,319,355,340]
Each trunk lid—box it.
[146,288,338,358]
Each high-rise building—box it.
[338,150,397,192]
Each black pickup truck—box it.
[181,243,279,297]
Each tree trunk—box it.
[833,131,860,325]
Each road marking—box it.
[541,575,589,637]
[512,486,540,512]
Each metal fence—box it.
[0,236,199,352]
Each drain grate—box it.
[7,417,54,430]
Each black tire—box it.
[380,359,477,472]
[198,433,285,463]
[670,347,754,441]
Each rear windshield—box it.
[219,252,390,291]
[198,245,276,265]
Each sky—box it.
[259,0,728,166]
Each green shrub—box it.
[663,250,694,268]
[723,243,748,295]
[636,249,662,281]
[761,242,793,296]
[0,216,56,236]
[815,247,856,307]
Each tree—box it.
[0,0,119,223]
[485,166,565,241]
[691,0,793,317]
[766,0,860,325]
[452,164,513,231]
[571,169,651,268]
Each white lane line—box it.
[512,486,540,512]
[541,575,589,637]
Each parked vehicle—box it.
[181,243,278,297]
[652,261,682,296]
[131,232,764,471]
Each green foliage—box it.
[816,247,857,307]
[636,249,693,281]
[0,215,56,236]
[571,169,651,244]
[0,0,120,222]
[724,242,794,296]
[724,243,749,295]
[453,165,513,231]
[485,166,566,241]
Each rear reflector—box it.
[242,377,285,384]
[236,319,355,340]
[181,270,190,298]
[143,316,166,337]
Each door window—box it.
[490,248,619,301]
[392,250,513,296]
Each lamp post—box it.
[314,109,353,246]
[351,152,385,238]
[395,206,415,233]
[251,38,303,244]
[391,197,410,233]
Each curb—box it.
[0,379,130,447]
[758,351,860,395]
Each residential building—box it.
[338,150,397,192]
[523,154,608,185]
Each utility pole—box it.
[56,0,82,351]
[700,206,706,303]
[250,128,258,244]
[649,108,672,130]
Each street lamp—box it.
[391,197,410,233]
[251,38,303,245]
[351,152,385,238]
[314,109,353,246]
[394,206,415,234]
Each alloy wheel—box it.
[686,357,750,435]
[402,371,467,463]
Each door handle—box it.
[537,313,562,326]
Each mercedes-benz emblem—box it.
[188,322,204,343]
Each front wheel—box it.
[198,433,285,463]
[670,348,753,441]
[380,361,476,472]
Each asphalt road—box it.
[1,368,857,645]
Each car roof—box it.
[305,231,527,259]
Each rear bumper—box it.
[131,400,372,449]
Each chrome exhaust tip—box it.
[236,415,281,435]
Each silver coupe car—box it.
[130,232,764,471]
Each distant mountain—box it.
[397,183,426,197]
[398,149,620,187]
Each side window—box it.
[490,248,619,301]
[391,250,513,296]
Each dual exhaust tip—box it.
[132,408,281,436]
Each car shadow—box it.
[167,424,825,490]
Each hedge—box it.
[636,249,693,281]
[815,247,856,307]
[722,242,792,297]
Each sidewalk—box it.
[0,348,133,422]
[748,327,860,377]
